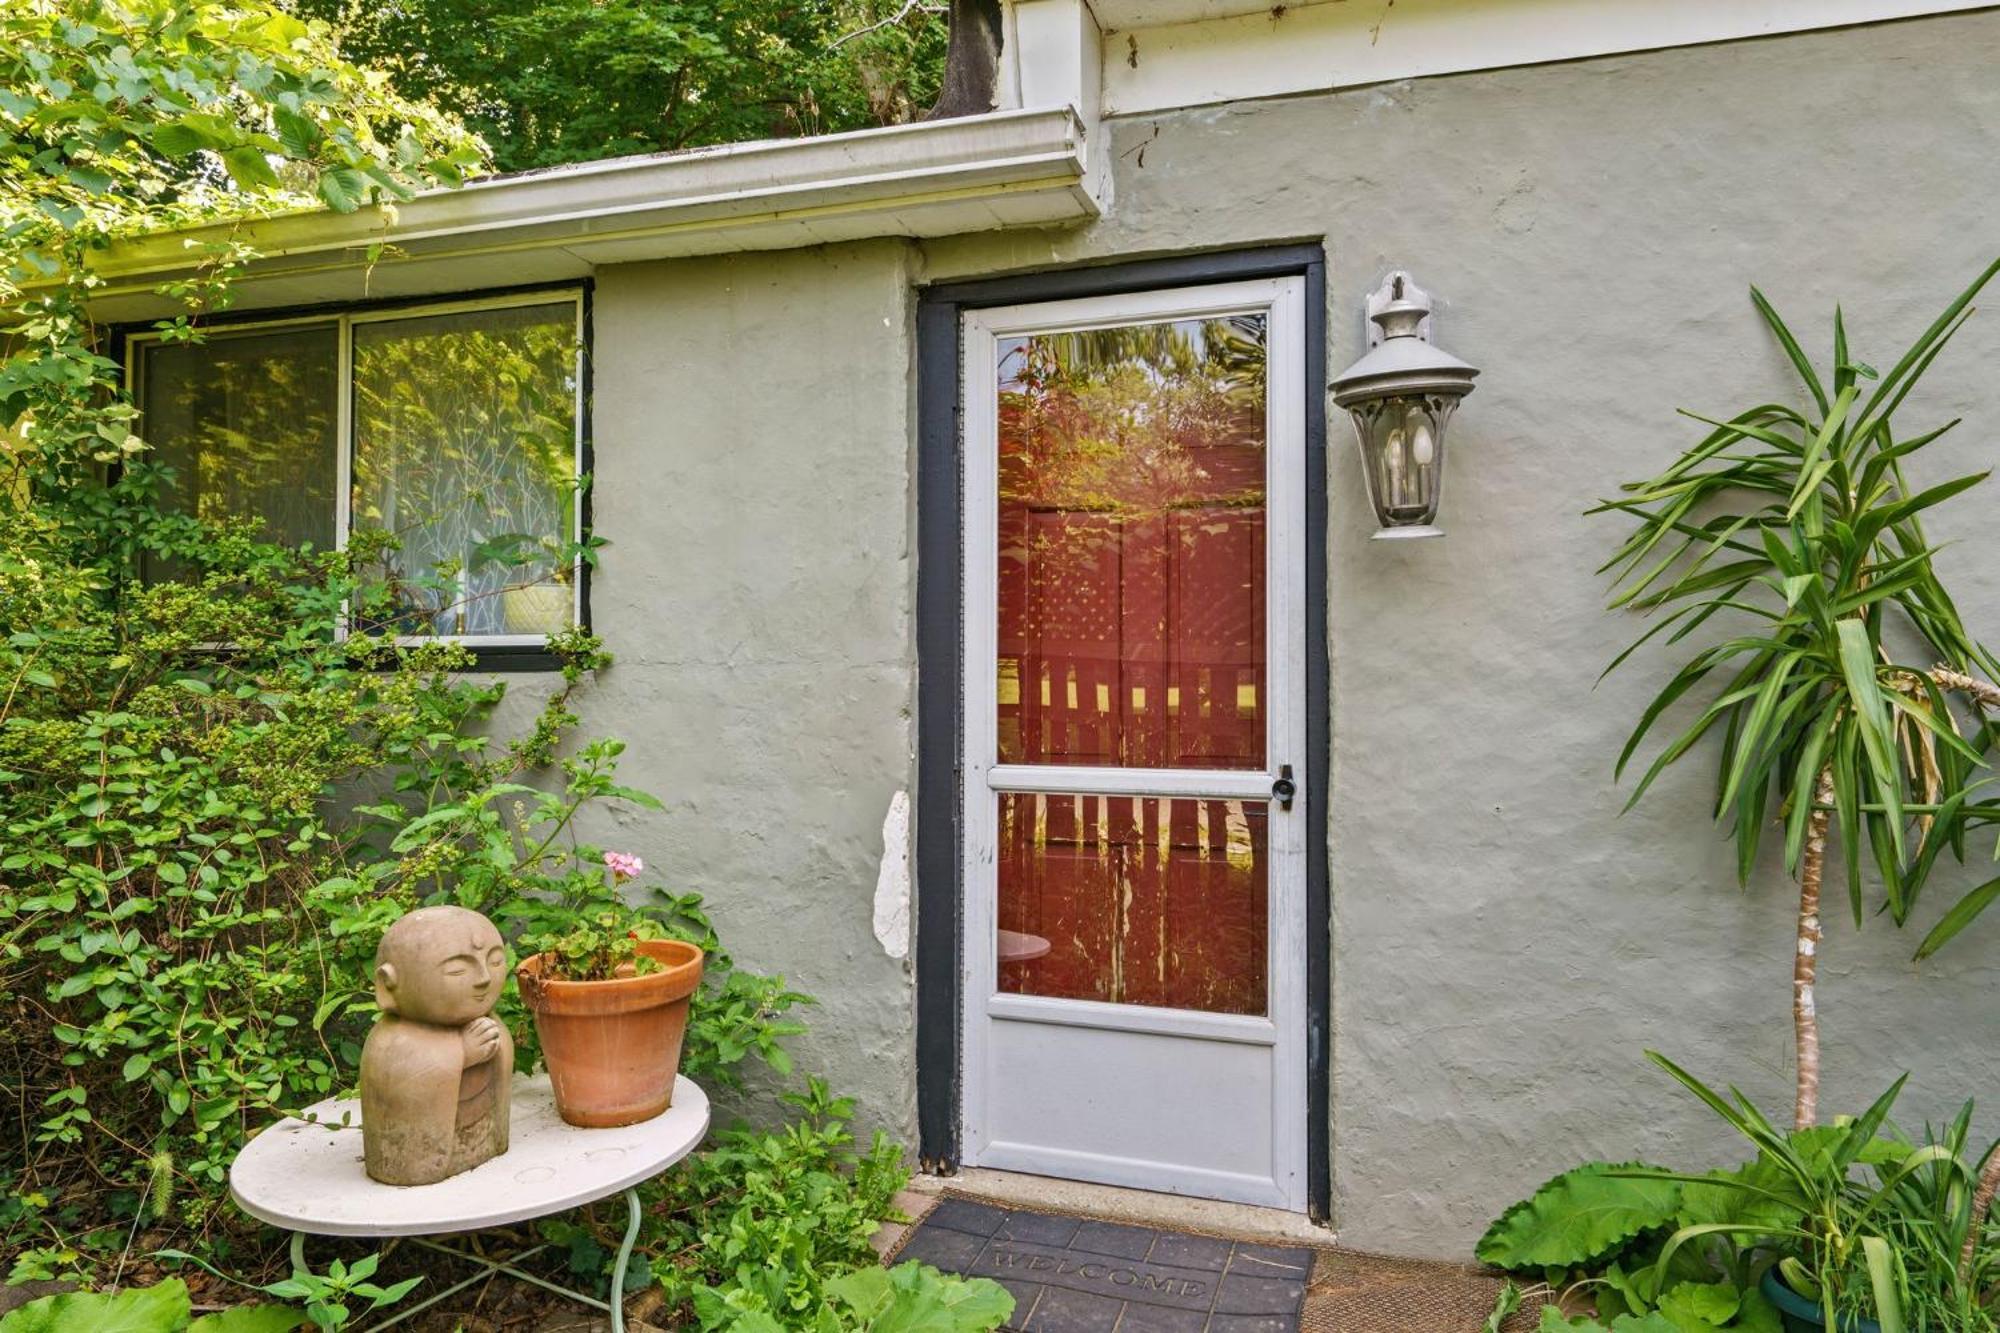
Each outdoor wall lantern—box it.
[1330,271,1480,539]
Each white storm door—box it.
[959,278,1309,1211]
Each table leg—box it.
[291,1187,645,1332]
[607,1186,643,1333]
[359,1240,562,1330]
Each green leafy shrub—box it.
[0,10,995,1329]
[1595,263,2000,1132]
[629,1078,906,1326]
[772,1263,1015,1333]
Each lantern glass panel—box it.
[1348,393,1455,529]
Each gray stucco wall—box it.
[576,240,922,1137]
[574,10,2000,1257]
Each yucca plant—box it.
[1597,259,2000,1133]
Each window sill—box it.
[369,640,575,673]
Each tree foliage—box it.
[293,0,950,172]
[1,0,484,250]
[2,0,489,515]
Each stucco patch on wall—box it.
[874,789,913,960]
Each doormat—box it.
[893,1198,1314,1332]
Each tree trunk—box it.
[924,0,1004,121]
[1794,768,1835,1130]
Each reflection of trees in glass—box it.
[997,314,1268,636]
[994,318,1273,1011]
[995,315,1270,770]
[998,315,1266,518]
[350,302,580,637]
[138,326,341,581]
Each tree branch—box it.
[830,0,946,51]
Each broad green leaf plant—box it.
[1597,260,2000,1132]
[0,1277,299,1333]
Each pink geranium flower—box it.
[603,851,644,882]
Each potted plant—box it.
[469,519,598,637]
[502,573,572,635]
[516,854,704,1127]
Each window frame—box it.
[120,282,593,670]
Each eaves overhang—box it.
[82,106,1097,320]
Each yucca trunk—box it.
[1794,768,1835,1130]
[1933,665,2000,711]
[1937,663,2000,1281]
[1961,1152,2000,1282]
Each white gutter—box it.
[84,107,1096,314]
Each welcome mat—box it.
[894,1198,1314,1332]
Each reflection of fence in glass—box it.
[350,302,579,637]
[995,315,1267,771]
[997,792,1268,1016]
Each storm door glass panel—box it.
[350,302,578,638]
[996,316,1268,770]
[996,792,1267,1016]
[138,325,340,577]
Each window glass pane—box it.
[996,315,1267,770]
[995,792,1268,1016]
[137,325,340,567]
[351,302,579,638]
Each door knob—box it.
[1272,763,1296,810]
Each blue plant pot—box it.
[1759,1269,1883,1333]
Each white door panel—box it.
[959,278,1309,1211]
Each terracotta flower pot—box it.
[516,938,704,1128]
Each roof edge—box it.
[80,106,1097,310]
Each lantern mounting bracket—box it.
[1364,270,1434,348]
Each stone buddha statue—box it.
[359,906,514,1185]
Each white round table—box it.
[997,928,1052,963]
[230,1073,709,1332]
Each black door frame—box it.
[914,244,1332,1220]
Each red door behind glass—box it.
[993,316,1270,1016]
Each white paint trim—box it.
[1006,0,1107,201]
[974,1142,1292,1209]
[987,993,1279,1045]
[957,276,1310,1213]
[988,764,1271,798]
[1101,0,2000,118]
[873,790,913,961]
